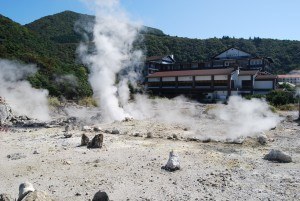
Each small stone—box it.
[81,134,90,146]
[133,133,142,137]
[172,134,178,140]
[88,134,103,149]
[82,126,93,132]
[7,153,26,160]
[111,129,120,134]
[264,149,292,163]
[92,191,109,201]
[93,127,102,132]
[257,134,267,145]
[33,150,39,155]
[64,133,72,138]
[0,193,12,201]
[63,160,71,165]
[75,193,81,196]
[146,132,153,138]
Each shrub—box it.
[48,97,61,107]
[266,90,295,106]
[78,97,98,107]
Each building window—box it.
[195,80,211,87]
[214,80,228,88]
[178,81,192,87]
[242,80,252,89]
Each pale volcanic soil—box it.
[0,105,299,201]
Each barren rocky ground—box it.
[0,105,299,201]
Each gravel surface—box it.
[0,108,299,200]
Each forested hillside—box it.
[1,10,300,98]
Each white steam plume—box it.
[79,0,141,122]
[207,96,281,139]
[77,0,280,140]
[0,59,50,121]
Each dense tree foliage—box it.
[1,11,300,99]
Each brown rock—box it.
[88,134,103,149]
[81,134,90,146]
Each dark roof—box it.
[148,68,234,78]
[239,70,259,76]
[146,55,175,62]
[256,75,277,80]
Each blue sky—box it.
[0,0,300,40]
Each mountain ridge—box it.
[1,11,300,98]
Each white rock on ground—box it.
[163,150,180,171]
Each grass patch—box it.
[78,97,98,107]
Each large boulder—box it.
[88,134,103,149]
[264,149,292,163]
[162,150,180,172]
[22,191,53,201]
[92,191,109,201]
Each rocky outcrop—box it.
[264,149,292,163]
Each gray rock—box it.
[93,126,102,132]
[111,129,120,134]
[264,149,292,163]
[92,191,109,201]
[257,134,267,145]
[81,134,90,146]
[146,132,153,138]
[0,102,13,125]
[64,132,73,138]
[82,125,93,132]
[18,182,35,201]
[172,134,178,140]
[22,191,53,201]
[0,194,12,201]
[7,153,26,160]
[162,150,180,172]
[88,134,103,149]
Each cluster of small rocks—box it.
[0,182,109,201]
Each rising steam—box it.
[0,59,50,121]
[77,0,281,140]
[79,0,142,121]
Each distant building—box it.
[145,48,273,73]
[278,74,300,86]
[146,48,276,99]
